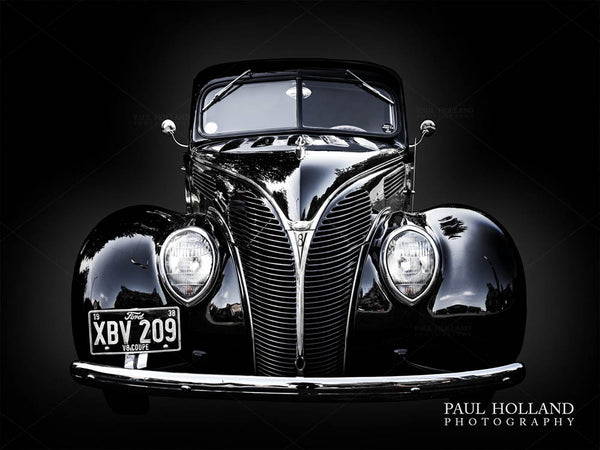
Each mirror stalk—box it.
[161,119,188,148]
[406,119,436,212]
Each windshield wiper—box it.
[202,69,252,112]
[345,69,394,105]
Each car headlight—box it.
[381,224,439,304]
[159,227,218,305]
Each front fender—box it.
[424,205,526,318]
[349,205,526,374]
[71,205,253,373]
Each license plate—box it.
[88,306,181,355]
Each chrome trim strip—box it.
[72,361,525,399]
[291,228,314,376]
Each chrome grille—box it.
[383,167,405,200]
[229,192,297,376]
[303,189,372,376]
[192,168,216,203]
[227,184,373,376]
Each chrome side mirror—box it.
[410,119,436,149]
[161,119,177,134]
[161,119,187,148]
[419,119,436,137]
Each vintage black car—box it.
[71,59,526,413]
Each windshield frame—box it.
[193,70,404,143]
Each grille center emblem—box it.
[296,232,306,247]
[293,231,310,261]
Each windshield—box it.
[302,80,394,133]
[200,78,396,136]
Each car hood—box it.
[195,136,402,222]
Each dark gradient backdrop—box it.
[1,1,598,449]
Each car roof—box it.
[192,58,403,94]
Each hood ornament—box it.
[295,135,311,160]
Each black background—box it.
[1,1,598,449]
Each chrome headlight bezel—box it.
[158,226,219,307]
[380,224,440,306]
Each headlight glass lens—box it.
[162,228,216,302]
[384,228,436,300]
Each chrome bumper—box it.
[71,361,525,400]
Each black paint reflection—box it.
[485,282,514,313]
[484,255,514,313]
[206,258,244,324]
[438,215,467,239]
[80,209,178,259]
[357,287,391,312]
[79,234,167,310]
[356,255,391,313]
[114,286,162,309]
[207,302,244,324]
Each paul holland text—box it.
[443,402,575,427]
